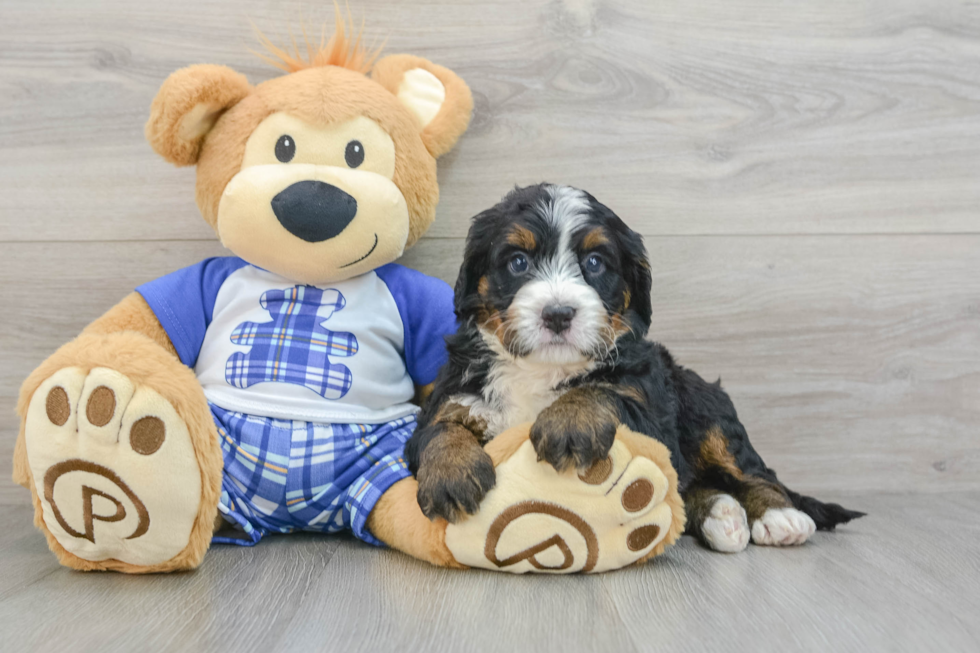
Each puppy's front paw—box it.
[530,400,617,472]
[416,432,496,523]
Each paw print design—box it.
[225,286,358,399]
[445,427,681,574]
[24,366,202,566]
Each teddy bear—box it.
[12,19,684,574]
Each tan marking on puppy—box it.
[433,401,489,440]
[608,313,632,340]
[477,301,506,346]
[698,426,744,479]
[623,289,631,310]
[417,423,495,522]
[479,302,518,353]
[413,382,436,407]
[478,276,489,296]
[506,225,537,250]
[531,386,620,470]
[592,310,633,356]
[544,387,618,426]
[738,477,793,522]
[697,426,792,521]
[613,385,645,404]
[420,425,486,473]
[583,227,609,250]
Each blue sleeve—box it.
[375,263,456,386]
[135,257,248,368]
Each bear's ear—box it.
[145,64,251,166]
[372,54,473,158]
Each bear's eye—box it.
[345,140,365,168]
[275,135,295,163]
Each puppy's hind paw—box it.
[751,507,816,546]
[701,494,750,553]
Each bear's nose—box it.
[271,180,358,243]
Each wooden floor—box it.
[1,493,978,652]
[1,0,978,651]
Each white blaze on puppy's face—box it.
[507,185,608,364]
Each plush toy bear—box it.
[13,20,684,574]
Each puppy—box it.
[406,183,864,552]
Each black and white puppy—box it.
[406,183,863,552]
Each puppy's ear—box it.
[372,54,473,158]
[453,209,496,316]
[621,229,653,332]
[452,258,475,317]
[145,64,251,166]
[592,199,652,332]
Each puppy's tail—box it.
[784,488,866,531]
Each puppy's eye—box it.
[508,253,529,275]
[275,135,295,163]
[584,254,605,275]
[345,140,365,168]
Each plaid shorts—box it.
[209,404,415,547]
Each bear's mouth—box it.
[340,233,379,269]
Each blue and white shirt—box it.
[137,258,455,424]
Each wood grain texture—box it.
[1,235,977,498]
[0,494,978,652]
[1,1,979,648]
[1,0,980,241]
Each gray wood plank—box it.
[0,512,343,653]
[0,505,64,603]
[2,0,980,241]
[1,1,978,652]
[2,235,977,496]
[607,492,980,653]
[0,493,976,653]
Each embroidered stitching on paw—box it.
[225,285,359,399]
[25,367,202,567]
[444,427,681,574]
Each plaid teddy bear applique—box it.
[225,285,359,399]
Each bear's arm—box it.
[81,292,179,358]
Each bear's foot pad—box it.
[445,437,675,574]
[25,367,202,568]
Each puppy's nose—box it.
[542,305,577,334]
[271,180,358,243]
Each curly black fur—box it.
[408,183,865,535]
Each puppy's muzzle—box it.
[271,180,358,243]
[542,304,577,334]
